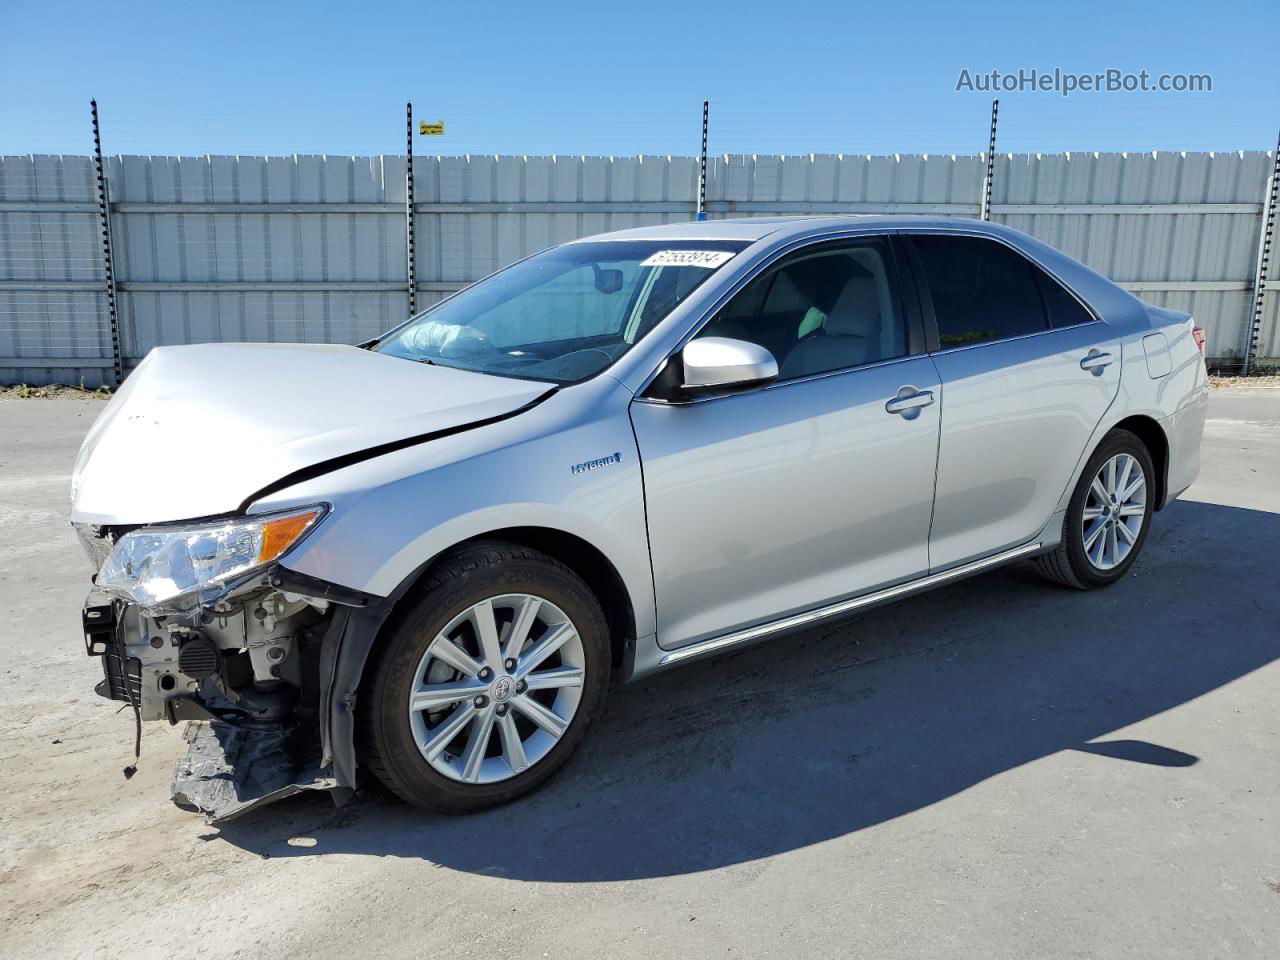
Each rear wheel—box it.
[1035,429,1155,589]
[361,542,610,813]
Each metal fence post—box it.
[405,101,418,318]
[696,100,709,221]
[980,98,999,221]
[1242,130,1279,375]
[90,99,123,386]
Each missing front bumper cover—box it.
[81,570,376,820]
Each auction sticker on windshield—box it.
[639,249,737,268]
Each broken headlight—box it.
[96,505,326,609]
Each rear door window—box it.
[910,235,1049,347]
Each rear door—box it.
[904,233,1121,571]
[630,236,942,648]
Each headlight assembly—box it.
[96,505,326,609]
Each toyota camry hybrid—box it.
[69,216,1208,819]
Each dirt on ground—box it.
[0,383,113,400]
[1209,374,1280,390]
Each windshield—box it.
[376,239,749,384]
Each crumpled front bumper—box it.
[84,590,336,821]
[82,569,384,822]
[171,720,336,822]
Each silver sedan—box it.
[70,216,1208,818]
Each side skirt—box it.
[629,540,1046,678]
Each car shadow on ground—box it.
[212,500,1280,881]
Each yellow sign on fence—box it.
[418,121,445,136]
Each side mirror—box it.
[681,337,778,390]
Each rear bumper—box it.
[1162,389,1209,504]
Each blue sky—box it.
[1,0,1275,158]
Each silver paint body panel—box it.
[925,323,1123,570]
[630,355,941,647]
[69,342,549,525]
[70,216,1208,682]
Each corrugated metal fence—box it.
[1,150,1276,387]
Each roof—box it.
[574,215,1135,316]
[577,214,1009,245]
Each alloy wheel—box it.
[1081,452,1147,571]
[407,594,585,784]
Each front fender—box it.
[257,385,652,638]
[250,380,653,791]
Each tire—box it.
[360,540,610,814]
[1035,428,1156,589]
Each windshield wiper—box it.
[416,357,436,366]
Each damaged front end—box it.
[77,509,375,822]
[66,341,563,821]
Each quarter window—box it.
[911,236,1049,347]
[696,237,907,380]
[1035,269,1094,328]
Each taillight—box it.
[1192,326,1206,353]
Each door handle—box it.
[885,389,935,416]
[1080,350,1114,372]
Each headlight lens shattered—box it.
[96,505,325,609]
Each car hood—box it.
[70,343,553,525]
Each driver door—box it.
[629,236,942,649]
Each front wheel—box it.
[360,542,611,813]
[1035,429,1156,589]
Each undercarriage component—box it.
[170,719,338,822]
